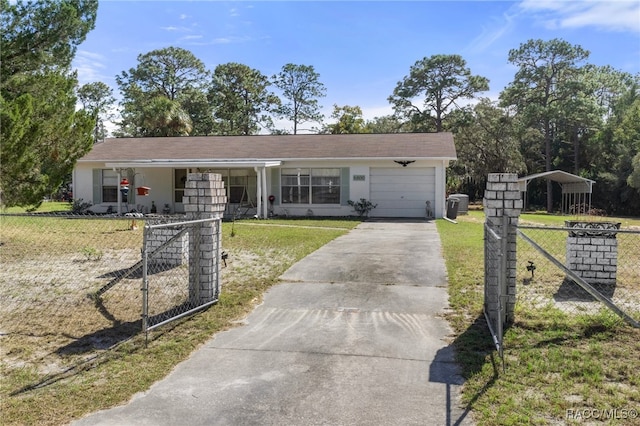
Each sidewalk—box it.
[73,220,473,426]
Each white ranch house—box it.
[73,133,457,219]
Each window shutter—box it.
[340,168,350,206]
[271,168,281,205]
[92,169,101,204]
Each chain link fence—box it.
[484,220,507,359]
[1,212,228,380]
[516,223,640,326]
[1,213,149,376]
[142,217,222,333]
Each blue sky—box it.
[73,1,640,131]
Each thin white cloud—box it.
[519,0,640,33]
[180,35,204,41]
[464,11,517,54]
[74,50,111,85]
[161,25,193,32]
[189,35,254,46]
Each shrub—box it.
[348,198,377,217]
[71,198,92,214]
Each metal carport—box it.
[518,170,595,214]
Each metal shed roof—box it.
[518,170,595,194]
[518,170,596,214]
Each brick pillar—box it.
[566,221,620,286]
[183,173,227,305]
[484,173,522,325]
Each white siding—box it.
[369,167,436,218]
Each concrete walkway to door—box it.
[73,219,473,426]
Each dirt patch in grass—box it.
[0,216,354,425]
[0,245,293,375]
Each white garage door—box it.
[370,167,435,217]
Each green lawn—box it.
[2,208,638,425]
[438,211,640,425]
[0,216,359,426]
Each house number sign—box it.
[353,175,366,181]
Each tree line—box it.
[2,0,639,214]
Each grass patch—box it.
[1,201,73,214]
[437,212,640,425]
[0,217,359,426]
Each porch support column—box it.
[116,169,122,215]
[261,166,268,218]
[255,167,263,219]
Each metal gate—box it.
[517,224,640,328]
[142,217,223,333]
[483,217,508,360]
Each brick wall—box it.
[146,218,188,267]
[566,222,620,285]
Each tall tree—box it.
[77,81,115,142]
[587,89,640,214]
[0,0,97,82]
[449,99,526,194]
[389,54,489,132]
[500,39,591,212]
[116,46,210,136]
[322,105,370,134]
[141,96,193,137]
[364,115,407,133]
[586,65,636,121]
[272,64,326,134]
[1,0,97,208]
[209,62,280,135]
[618,98,640,192]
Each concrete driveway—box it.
[73,220,473,426]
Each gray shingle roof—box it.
[79,133,456,162]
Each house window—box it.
[229,175,248,204]
[102,169,118,203]
[281,168,340,204]
[312,168,340,204]
[174,169,187,203]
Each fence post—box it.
[484,173,522,326]
[183,173,227,305]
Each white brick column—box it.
[183,173,227,305]
[484,173,522,325]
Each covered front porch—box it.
[104,160,281,219]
